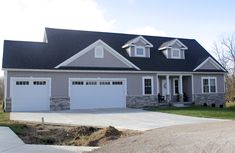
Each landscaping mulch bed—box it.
[13,122,141,146]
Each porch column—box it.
[156,74,159,94]
[179,75,183,102]
[166,75,170,102]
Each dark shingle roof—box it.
[2,27,225,72]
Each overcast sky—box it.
[0,0,234,76]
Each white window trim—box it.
[201,77,217,94]
[173,78,179,95]
[135,46,146,57]
[171,48,181,59]
[94,46,104,58]
[142,76,153,95]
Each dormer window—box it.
[122,36,153,58]
[135,46,145,57]
[95,46,104,58]
[158,39,188,60]
[171,48,181,59]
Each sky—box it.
[0,0,234,76]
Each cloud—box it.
[128,26,166,36]
[0,0,115,75]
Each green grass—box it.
[149,102,235,119]
[0,100,27,135]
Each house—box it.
[2,28,226,112]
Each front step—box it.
[172,102,193,107]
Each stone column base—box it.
[166,95,170,103]
[5,97,11,112]
[179,94,183,102]
[50,97,70,111]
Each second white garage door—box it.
[69,78,126,109]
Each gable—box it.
[55,39,140,70]
[159,39,188,50]
[66,47,130,68]
[194,57,226,71]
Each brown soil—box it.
[91,121,235,153]
[15,122,141,146]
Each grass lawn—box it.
[0,101,28,135]
[149,102,235,120]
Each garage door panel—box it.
[70,79,126,109]
[10,78,50,111]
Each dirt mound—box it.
[86,126,121,146]
[15,123,138,147]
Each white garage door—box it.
[10,78,51,111]
[69,78,126,109]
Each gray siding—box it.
[198,61,219,70]
[67,48,129,68]
[193,74,225,94]
[7,71,157,97]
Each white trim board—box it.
[122,36,153,48]
[193,57,226,72]
[55,39,140,70]
[158,39,188,50]
[3,68,226,74]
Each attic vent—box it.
[95,46,104,58]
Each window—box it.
[72,81,84,85]
[16,81,29,85]
[202,77,217,93]
[171,48,181,59]
[95,46,104,58]
[100,81,111,85]
[86,81,97,85]
[173,78,179,95]
[135,46,145,57]
[143,77,153,95]
[33,81,46,85]
[112,81,123,85]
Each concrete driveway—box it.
[10,108,224,131]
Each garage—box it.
[69,78,126,109]
[10,77,51,111]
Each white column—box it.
[166,75,170,95]
[156,74,159,94]
[179,75,183,94]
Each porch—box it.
[156,74,193,104]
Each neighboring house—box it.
[2,28,227,112]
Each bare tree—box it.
[213,33,235,101]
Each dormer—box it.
[158,39,188,59]
[122,36,153,58]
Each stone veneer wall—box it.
[50,97,70,111]
[194,93,225,107]
[5,97,11,112]
[126,95,158,108]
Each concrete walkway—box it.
[10,108,225,131]
[0,127,98,153]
